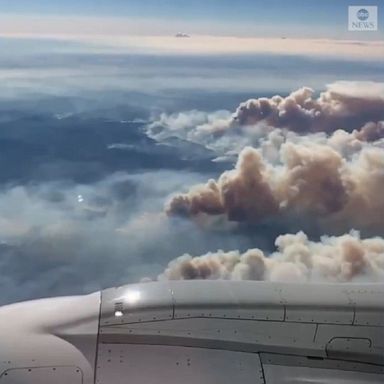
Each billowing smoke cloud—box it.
[232,81,384,133]
[159,231,384,283]
[147,82,384,156]
[354,121,384,142]
[166,143,384,234]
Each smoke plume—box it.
[159,231,384,283]
[166,143,384,234]
[147,82,384,157]
[232,81,384,133]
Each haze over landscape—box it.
[0,0,383,304]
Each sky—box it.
[0,1,383,305]
[0,0,383,39]
[0,0,381,22]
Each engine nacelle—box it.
[1,281,383,383]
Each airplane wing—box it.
[0,281,383,383]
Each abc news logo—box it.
[348,6,378,31]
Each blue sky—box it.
[0,0,382,38]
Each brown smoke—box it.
[166,143,384,233]
[354,121,384,142]
[232,82,384,134]
[148,83,384,154]
[158,231,384,283]
[167,147,279,222]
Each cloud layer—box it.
[0,171,204,304]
